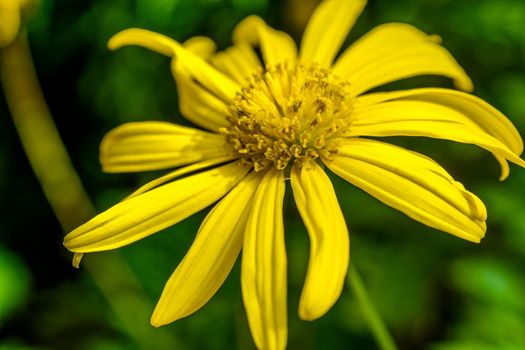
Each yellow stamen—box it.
[222,62,354,171]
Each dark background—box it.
[1,0,525,349]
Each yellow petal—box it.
[233,15,297,67]
[151,171,262,326]
[172,37,231,131]
[211,44,262,84]
[100,121,230,173]
[108,28,240,103]
[291,162,349,321]
[241,168,287,350]
[326,138,487,242]
[72,253,83,268]
[128,156,236,199]
[350,101,525,177]
[171,61,231,132]
[299,0,366,68]
[353,88,525,180]
[183,36,217,59]
[333,23,473,95]
[63,161,250,252]
[0,0,21,47]
[171,36,230,131]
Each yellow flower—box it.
[0,0,24,47]
[64,0,525,349]
[0,0,32,47]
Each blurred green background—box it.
[1,0,525,349]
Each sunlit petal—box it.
[333,23,473,95]
[326,138,487,242]
[128,156,236,198]
[63,161,250,252]
[291,161,349,321]
[242,169,287,350]
[183,36,217,59]
[353,88,525,179]
[151,171,262,326]
[234,15,297,67]
[211,44,262,84]
[100,121,230,173]
[108,28,240,102]
[171,61,231,132]
[300,0,366,68]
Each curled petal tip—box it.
[499,171,510,182]
[106,28,147,51]
[106,28,176,57]
[72,253,83,269]
[107,31,125,51]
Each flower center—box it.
[223,63,354,171]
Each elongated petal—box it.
[106,29,232,131]
[300,0,366,68]
[353,88,525,179]
[325,138,486,242]
[108,28,239,103]
[333,23,472,95]
[350,101,525,175]
[291,162,349,321]
[242,168,287,350]
[128,156,235,198]
[171,37,231,131]
[100,121,230,173]
[211,44,262,84]
[63,161,250,252]
[233,15,297,67]
[172,62,231,131]
[151,171,262,326]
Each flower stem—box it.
[347,264,399,350]
[1,30,181,349]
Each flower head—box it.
[0,0,23,47]
[64,0,525,349]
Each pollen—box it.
[222,63,354,171]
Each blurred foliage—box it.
[0,246,30,324]
[1,0,525,349]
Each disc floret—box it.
[223,63,354,171]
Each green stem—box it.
[347,264,399,350]
[1,30,181,349]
